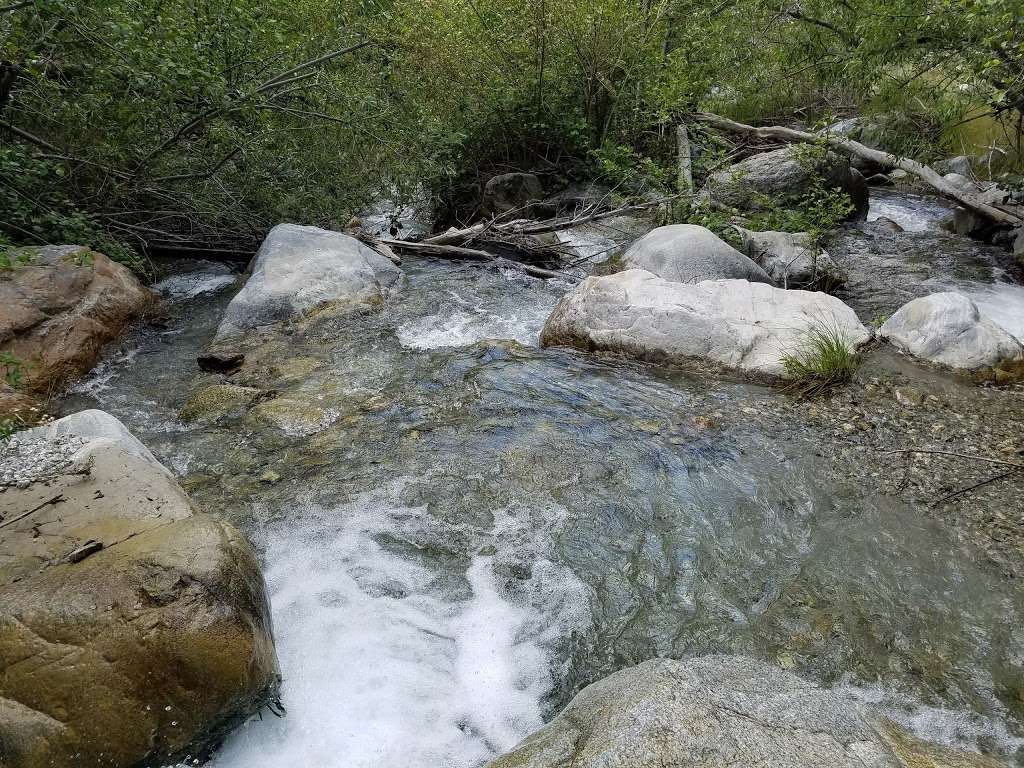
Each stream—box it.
[58,192,1024,767]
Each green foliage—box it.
[0,419,20,441]
[781,324,862,396]
[675,199,742,247]
[0,0,1018,254]
[747,185,855,243]
[1,352,24,389]
[593,144,672,190]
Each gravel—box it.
[0,433,88,489]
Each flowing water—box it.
[839,188,1024,339]
[58,196,1024,767]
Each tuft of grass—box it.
[781,323,862,397]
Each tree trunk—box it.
[676,124,693,193]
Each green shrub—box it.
[781,323,862,396]
[1,352,24,389]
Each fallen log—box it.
[695,113,1024,228]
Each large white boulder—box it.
[215,223,403,341]
[621,225,772,284]
[540,270,870,378]
[737,228,847,290]
[879,292,1024,371]
[487,656,1001,768]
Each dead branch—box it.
[932,467,1022,508]
[887,448,1024,469]
[378,238,572,279]
[356,234,401,265]
[695,113,1024,227]
[422,194,682,246]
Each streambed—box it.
[58,194,1024,767]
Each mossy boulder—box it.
[247,395,338,436]
[0,410,279,768]
[179,383,269,423]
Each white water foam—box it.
[961,282,1024,342]
[155,265,237,299]
[867,193,953,232]
[70,347,140,396]
[397,288,557,350]
[207,483,588,768]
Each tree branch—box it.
[695,113,1024,227]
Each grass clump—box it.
[781,324,862,396]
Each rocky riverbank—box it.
[2,142,1023,768]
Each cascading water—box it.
[60,197,1024,768]
[835,188,1024,340]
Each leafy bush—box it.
[1,352,24,389]
[747,184,855,243]
[781,323,862,396]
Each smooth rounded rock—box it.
[486,655,1002,768]
[214,223,403,343]
[621,225,772,284]
[706,147,869,220]
[879,292,1024,372]
[541,270,870,378]
[736,228,847,289]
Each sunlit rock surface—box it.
[0,410,279,768]
[487,656,1003,768]
[541,271,870,378]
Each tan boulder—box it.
[0,246,155,417]
[0,410,279,768]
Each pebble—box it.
[0,433,88,488]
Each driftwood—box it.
[422,194,686,246]
[377,238,571,279]
[362,194,684,279]
[695,113,1024,228]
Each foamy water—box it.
[396,284,561,349]
[867,191,954,232]
[208,483,589,768]
[154,263,237,299]
[961,282,1024,341]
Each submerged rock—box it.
[0,245,154,417]
[737,228,847,290]
[213,223,403,343]
[0,410,279,768]
[486,656,1001,768]
[483,172,544,215]
[706,146,869,220]
[879,292,1024,375]
[540,270,870,378]
[621,224,772,284]
[179,383,270,423]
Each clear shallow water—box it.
[61,223,1024,767]
[867,188,956,232]
[837,190,1024,338]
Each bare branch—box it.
[695,113,1024,227]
